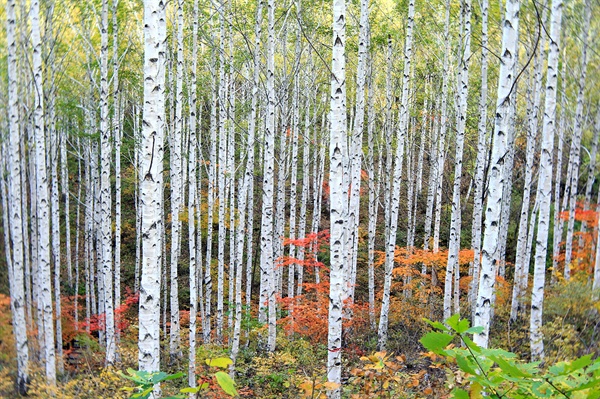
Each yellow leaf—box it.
[322,382,341,391]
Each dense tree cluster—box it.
[1,0,599,396]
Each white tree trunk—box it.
[187,0,199,386]
[31,0,57,383]
[259,0,277,352]
[510,30,546,320]
[6,0,29,390]
[433,0,452,254]
[169,0,185,360]
[366,57,378,329]
[444,0,471,321]
[552,80,566,285]
[378,0,414,350]
[216,0,228,344]
[99,0,116,365]
[469,0,489,318]
[246,0,263,324]
[205,53,218,343]
[327,0,348,394]
[112,0,121,326]
[564,0,591,277]
[138,0,166,383]
[473,0,520,348]
[530,0,563,361]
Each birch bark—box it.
[530,0,563,361]
[169,0,185,360]
[473,0,520,348]
[99,0,116,365]
[6,0,29,390]
[445,0,471,321]
[378,0,414,350]
[138,0,167,382]
[470,0,489,316]
[31,0,57,382]
[564,0,591,277]
[259,0,277,352]
[327,0,348,394]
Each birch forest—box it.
[2,0,600,397]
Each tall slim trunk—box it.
[6,0,29,390]
[61,133,72,288]
[433,0,452,254]
[169,0,184,360]
[346,0,370,303]
[138,0,166,383]
[366,57,378,329]
[510,28,546,320]
[205,51,218,343]
[187,0,199,387]
[564,0,591,278]
[444,0,471,321]
[31,0,57,383]
[74,139,82,331]
[530,0,563,361]
[112,0,122,333]
[246,0,263,323]
[473,0,520,348]
[470,0,489,317]
[327,0,348,394]
[259,0,277,352]
[552,69,566,285]
[99,0,116,365]
[216,0,228,344]
[378,0,414,350]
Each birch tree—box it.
[444,0,471,321]
[6,0,29,391]
[346,0,370,303]
[564,0,591,278]
[138,0,167,382]
[31,0,57,383]
[259,0,277,352]
[327,0,348,394]
[99,0,116,365]
[188,0,199,386]
[470,0,489,315]
[530,0,563,361]
[378,0,414,350]
[169,0,185,360]
[473,0,520,348]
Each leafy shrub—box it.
[421,314,600,398]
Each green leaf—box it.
[150,371,169,384]
[420,331,454,354]
[423,318,450,332]
[566,355,592,373]
[456,352,478,376]
[181,387,202,393]
[461,334,482,353]
[163,372,185,381]
[465,326,484,334]
[132,387,153,399]
[118,369,147,384]
[215,371,238,397]
[452,388,469,399]
[549,362,567,376]
[489,355,531,378]
[446,314,461,331]
[206,357,234,369]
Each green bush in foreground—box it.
[421,314,600,398]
